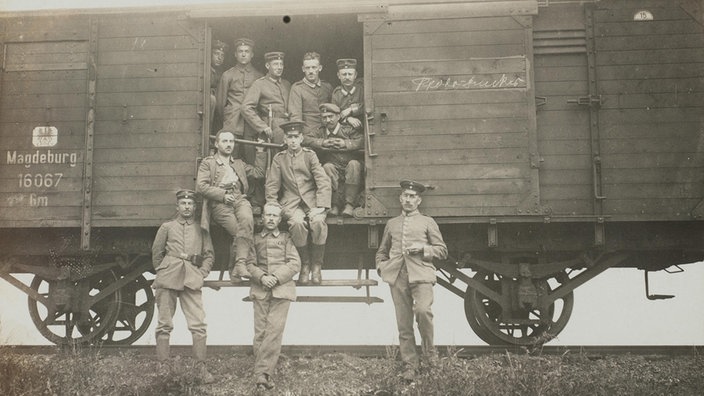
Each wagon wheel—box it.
[463,274,507,345]
[467,271,574,345]
[28,271,121,345]
[100,274,155,345]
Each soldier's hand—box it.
[262,127,273,140]
[261,275,277,289]
[256,138,266,152]
[322,138,335,148]
[347,116,362,128]
[405,243,425,255]
[340,108,352,118]
[224,193,235,204]
[332,138,346,150]
[309,207,327,218]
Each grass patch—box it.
[0,347,702,395]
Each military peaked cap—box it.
[176,189,197,201]
[336,58,357,70]
[400,180,426,194]
[319,103,341,114]
[212,39,229,51]
[264,51,285,62]
[280,121,305,136]
[233,37,255,49]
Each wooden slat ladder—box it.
[205,256,383,304]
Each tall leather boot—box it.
[232,237,252,280]
[193,337,215,384]
[297,246,311,284]
[156,335,170,361]
[311,244,325,285]
[342,184,360,217]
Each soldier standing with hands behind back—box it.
[375,180,447,382]
[152,189,215,384]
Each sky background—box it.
[0,0,702,347]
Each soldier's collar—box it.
[215,155,234,165]
[326,123,340,136]
[402,210,420,217]
[177,217,194,225]
[303,78,321,88]
[260,229,281,238]
[341,85,356,96]
[287,147,303,156]
[267,74,281,83]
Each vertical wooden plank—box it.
[81,18,98,250]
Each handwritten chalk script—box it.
[412,74,526,92]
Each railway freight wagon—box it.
[1,0,703,346]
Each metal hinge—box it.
[567,94,602,108]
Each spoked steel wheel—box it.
[100,274,154,345]
[466,271,574,345]
[28,271,121,345]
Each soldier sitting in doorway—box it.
[196,130,267,283]
[303,103,363,217]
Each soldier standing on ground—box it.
[303,103,363,217]
[151,189,215,384]
[246,201,301,391]
[265,121,331,285]
[375,180,448,382]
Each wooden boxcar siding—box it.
[366,16,537,217]
[92,14,204,227]
[0,16,89,227]
[533,4,593,216]
[594,2,704,221]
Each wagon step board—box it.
[204,279,378,289]
[242,296,384,304]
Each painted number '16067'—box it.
[17,173,63,188]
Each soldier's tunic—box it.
[375,210,447,369]
[246,229,300,378]
[304,122,363,206]
[152,217,214,340]
[288,78,333,136]
[242,74,291,144]
[196,152,266,266]
[265,148,331,247]
[216,63,263,137]
[331,79,364,121]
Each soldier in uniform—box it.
[242,51,291,145]
[210,39,228,132]
[152,189,215,383]
[246,201,301,390]
[331,58,364,129]
[265,121,331,285]
[303,103,363,217]
[196,130,267,282]
[375,180,448,382]
[215,38,263,163]
[288,52,333,136]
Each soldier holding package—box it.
[303,103,363,217]
[152,189,215,383]
[375,180,448,382]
